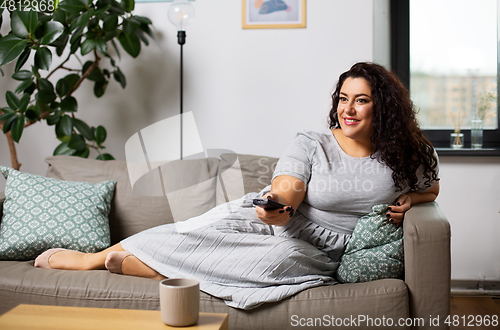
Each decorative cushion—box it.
[45,156,220,244]
[336,204,404,283]
[0,166,116,260]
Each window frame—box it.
[390,0,500,153]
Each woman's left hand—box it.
[385,194,412,227]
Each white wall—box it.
[437,157,500,281]
[1,0,499,282]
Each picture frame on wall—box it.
[242,0,306,29]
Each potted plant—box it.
[471,91,496,148]
[0,0,154,170]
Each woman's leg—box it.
[36,243,165,280]
[40,243,125,270]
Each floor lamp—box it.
[168,0,195,160]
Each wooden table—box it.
[0,304,228,330]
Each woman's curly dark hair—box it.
[328,62,439,192]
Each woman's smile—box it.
[337,77,374,142]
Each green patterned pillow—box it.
[0,166,116,260]
[336,204,404,283]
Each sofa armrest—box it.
[404,202,451,329]
[0,192,4,218]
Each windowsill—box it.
[435,147,500,156]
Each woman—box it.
[35,62,439,309]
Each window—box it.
[391,0,500,151]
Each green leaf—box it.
[12,70,33,81]
[0,36,28,66]
[118,32,140,58]
[72,118,93,140]
[47,112,62,126]
[15,79,35,94]
[2,113,18,133]
[56,115,73,137]
[38,21,65,45]
[70,35,81,54]
[123,17,140,35]
[121,0,135,13]
[134,16,152,25]
[54,33,70,57]
[38,78,54,92]
[96,153,114,160]
[54,141,77,156]
[87,17,99,30]
[103,15,118,31]
[94,81,107,98]
[14,48,30,72]
[56,78,70,97]
[139,23,156,41]
[19,93,30,112]
[94,4,111,16]
[11,10,38,38]
[74,146,90,158]
[35,47,52,71]
[25,108,40,121]
[60,96,78,112]
[95,125,107,145]
[52,8,67,24]
[11,114,25,143]
[96,38,107,54]
[78,0,92,6]
[109,0,125,15]
[85,65,105,82]
[59,0,86,15]
[74,8,95,29]
[36,90,57,104]
[68,134,87,151]
[0,112,16,125]
[81,38,97,55]
[63,74,80,92]
[6,91,20,110]
[113,67,126,88]
[110,39,121,60]
[37,12,52,26]
[70,26,84,44]
[136,29,149,46]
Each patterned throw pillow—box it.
[336,204,404,283]
[0,166,116,260]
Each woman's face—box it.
[337,77,374,142]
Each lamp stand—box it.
[177,31,186,160]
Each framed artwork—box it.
[242,0,306,29]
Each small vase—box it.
[471,119,483,149]
[450,132,464,149]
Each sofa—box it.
[0,154,451,329]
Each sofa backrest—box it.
[45,154,278,244]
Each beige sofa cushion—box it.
[45,156,219,244]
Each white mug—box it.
[159,278,200,327]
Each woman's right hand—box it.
[255,175,306,227]
[255,193,294,227]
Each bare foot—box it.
[35,249,102,270]
[121,256,166,280]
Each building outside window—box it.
[391,0,500,151]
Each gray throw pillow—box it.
[0,166,116,260]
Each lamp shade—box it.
[168,1,195,31]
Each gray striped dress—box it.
[121,131,438,309]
